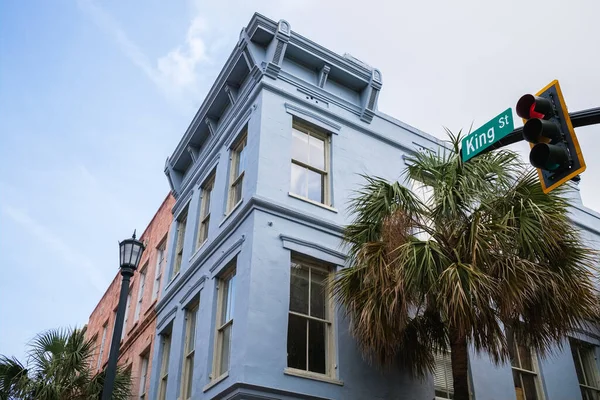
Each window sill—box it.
[219,200,243,227]
[165,272,180,289]
[203,371,229,392]
[144,299,158,315]
[283,368,343,386]
[288,193,337,213]
[190,240,208,261]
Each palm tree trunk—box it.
[449,329,470,400]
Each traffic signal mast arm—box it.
[474,107,600,157]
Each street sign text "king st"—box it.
[461,108,514,162]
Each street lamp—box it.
[102,231,145,400]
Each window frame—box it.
[197,173,216,248]
[211,265,236,380]
[508,331,545,400]
[172,207,189,279]
[153,239,167,301]
[122,291,132,340]
[290,120,331,206]
[286,255,336,379]
[570,338,600,398]
[227,131,247,212]
[157,333,171,400]
[97,322,108,370]
[134,264,148,322]
[138,351,150,400]
[180,301,199,399]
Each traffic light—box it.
[516,80,586,193]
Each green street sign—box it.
[461,108,514,162]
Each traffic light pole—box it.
[475,107,600,157]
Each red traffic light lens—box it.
[516,95,553,119]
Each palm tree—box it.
[333,131,599,400]
[0,326,131,400]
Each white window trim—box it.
[571,339,600,396]
[157,334,171,400]
[138,352,149,399]
[180,302,199,400]
[97,322,108,370]
[290,121,332,206]
[197,173,215,249]
[134,265,147,322]
[172,208,189,279]
[152,239,167,302]
[227,132,247,213]
[210,266,236,381]
[122,292,132,340]
[286,255,336,379]
[509,336,545,400]
[434,350,453,399]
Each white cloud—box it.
[77,0,211,107]
[1,205,106,293]
[157,16,209,88]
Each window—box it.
[134,265,147,322]
[173,208,188,278]
[570,338,600,400]
[197,173,215,248]
[290,122,330,205]
[157,333,171,400]
[122,292,132,340]
[138,352,149,399]
[212,265,236,379]
[286,256,334,376]
[97,323,108,370]
[180,302,199,399]
[434,351,454,399]
[508,330,543,400]
[153,240,167,301]
[227,132,247,211]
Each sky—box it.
[1,0,599,361]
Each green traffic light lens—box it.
[530,143,569,171]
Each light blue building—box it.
[149,13,600,400]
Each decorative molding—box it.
[295,85,331,108]
[156,305,178,333]
[284,103,341,133]
[179,274,207,306]
[205,117,218,136]
[187,145,199,163]
[210,382,332,400]
[209,235,246,273]
[172,188,193,218]
[280,234,346,265]
[318,65,330,88]
[224,84,238,104]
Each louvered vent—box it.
[273,41,284,63]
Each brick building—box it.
[86,193,174,398]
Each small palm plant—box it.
[0,326,131,400]
[333,131,599,400]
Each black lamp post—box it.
[101,231,145,400]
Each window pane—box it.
[292,128,309,164]
[203,189,212,216]
[200,220,209,244]
[508,332,518,367]
[573,345,587,385]
[307,169,324,203]
[308,135,325,170]
[287,313,307,370]
[158,381,167,400]
[187,311,197,352]
[238,144,246,176]
[226,275,236,322]
[518,344,533,371]
[310,268,327,319]
[290,265,309,314]
[219,324,231,376]
[290,163,307,198]
[184,357,194,398]
[581,387,600,400]
[232,179,243,205]
[521,373,538,400]
[308,319,326,374]
[220,280,229,324]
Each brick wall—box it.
[86,193,175,397]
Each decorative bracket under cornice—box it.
[164,157,182,198]
[318,65,330,88]
[360,68,383,123]
[264,19,291,79]
[186,145,199,163]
